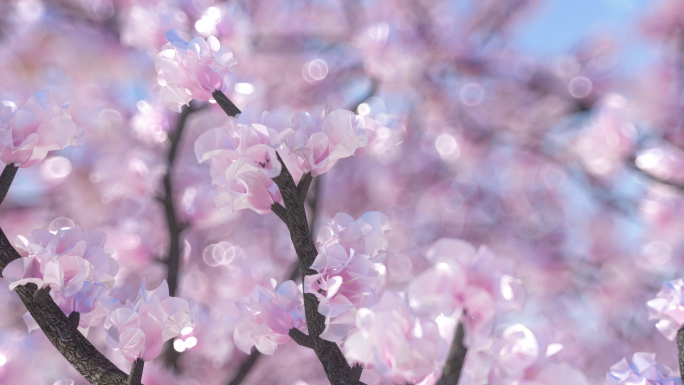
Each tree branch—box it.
[0,229,129,384]
[212,90,242,117]
[271,152,366,385]
[67,311,80,329]
[271,202,288,223]
[0,164,18,207]
[127,358,144,385]
[436,320,467,385]
[225,350,261,385]
[160,101,205,370]
[289,328,315,348]
[0,165,129,384]
[679,326,684,385]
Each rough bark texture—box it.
[271,153,366,385]
[436,320,467,385]
[127,358,144,385]
[0,177,129,384]
[678,326,684,385]
[213,90,241,117]
[68,311,80,329]
[0,164,18,206]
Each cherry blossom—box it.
[279,110,371,177]
[105,279,198,362]
[605,353,681,385]
[156,29,237,112]
[195,116,286,214]
[2,218,118,300]
[646,278,684,341]
[316,211,391,263]
[305,243,380,342]
[233,279,305,355]
[343,291,448,384]
[482,324,589,385]
[0,90,84,168]
[407,239,524,345]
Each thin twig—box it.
[67,311,80,329]
[213,90,242,117]
[436,320,467,385]
[271,152,366,385]
[161,101,204,370]
[127,358,144,385]
[0,163,18,207]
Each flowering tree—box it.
[3,1,684,385]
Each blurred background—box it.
[0,0,683,384]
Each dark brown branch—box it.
[212,90,241,117]
[0,164,128,384]
[271,152,365,385]
[0,229,129,384]
[289,328,315,348]
[436,320,467,385]
[161,101,205,370]
[67,311,80,329]
[0,163,18,207]
[127,358,144,385]
[226,349,261,385]
[297,173,313,206]
[271,202,288,223]
[678,327,684,385]
[350,364,363,381]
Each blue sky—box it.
[512,0,657,73]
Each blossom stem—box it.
[0,226,128,384]
[678,326,684,385]
[67,311,80,329]
[271,152,366,385]
[436,319,467,385]
[127,358,144,385]
[0,163,18,207]
[161,101,204,371]
[212,90,241,117]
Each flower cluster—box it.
[407,239,524,346]
[304,211,390,342]
[3,218,118,323]
[105,279,198,362]
[605,353,681,385]
[156,29,237,112]
[195,117,285,214]
[316,211,391,262]
[0,90,84,167]
[233,280,305,355]
[279,110,370,177]
[646,278,684,341]
[343,291,448,384]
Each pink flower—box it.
[646,278,684,341]
[0,90,84,167]
[343,291,448,384]
[156,29,237,112]
[606,353,680,385]
[486,324,589,385]
[305,243,379,342]
[408,239,524,317]
[280,110,370,177]
[105,279,198,362]
[316,211,391,263]
[195,117,285,214]
[3,218,118,298]
[233,280,305,355]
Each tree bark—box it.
[271,153,366,385]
